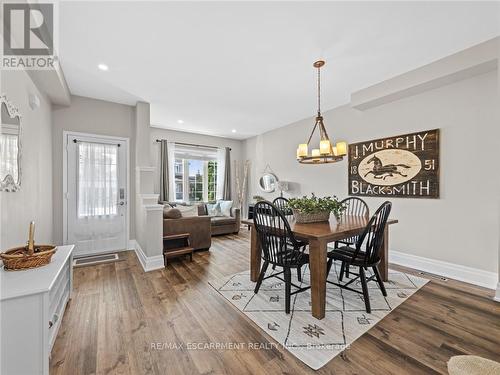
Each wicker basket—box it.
[292,209,331,224]
[0,245,56,271]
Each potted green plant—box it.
[288,193,346,224]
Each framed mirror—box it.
[259,173,278,193]
[1,94,22,192]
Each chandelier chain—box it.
[317,65,321,115]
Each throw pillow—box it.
[163,208,181,219]
[176,205,198,217]
[218,200,233,217]
[206,202,221,217]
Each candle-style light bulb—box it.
[336,141,347,156]
[298,143,308,157]
[27,221,35,255]
[312,148,321,161]
[320,139,331,155]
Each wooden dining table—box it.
[242,215,398,320]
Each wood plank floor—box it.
[50,230,500,375]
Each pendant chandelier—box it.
[296,60,347,164]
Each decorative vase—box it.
[292,209,331,224]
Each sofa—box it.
[197,204,241,236]
[163,214,211,251]
[162,202,241,251]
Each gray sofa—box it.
[162,202,241,236]
[197,204,241,235]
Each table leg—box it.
[250,225,261,282]
[380,226,389,281]
[309,238,327,320]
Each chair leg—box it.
[345,263,350,278]
[254,261,269,294]
[297,266,302,282]
[372,266,387,297]
[284,268,292,314]
[272,264,276,270]
[359,267,371,313]
[326,258,334,278]
[338,261,345,281]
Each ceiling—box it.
[59,2,500,140]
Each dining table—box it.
[242,215,398,320]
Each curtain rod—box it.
[73,139,121,147]
[155,139,231,151]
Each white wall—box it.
[150,127,244,200]
[244,70,499,280]
[52,95,136,244]
[0,70,53,249]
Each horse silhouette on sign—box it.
[364,155,410,180]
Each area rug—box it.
[448,355,500,375]
[209,263,428,370]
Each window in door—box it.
[77,142,118,217]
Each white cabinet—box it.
[0,245,74,375]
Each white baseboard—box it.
[127,240,136,251]
[130,239,164,272]
[495,283,500,302]
[390,250,498,290]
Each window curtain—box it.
[78,142,118,217]
[159,140,169,202]
[167,141,176,201]
[158,140,177,202]
[216,147,231,200]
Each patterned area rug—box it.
[209,263,428,370]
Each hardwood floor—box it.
[50,230,500,375]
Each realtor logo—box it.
[2,2,55,69]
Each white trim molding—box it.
[131,240,164,272]
[390,251,498,290]
[495,283,500,302]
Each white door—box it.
[65,133,128,256]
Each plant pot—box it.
[292,209,331,224]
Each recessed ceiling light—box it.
[98,63,109,71]
[177,119,184,124]
[231,129,237,133]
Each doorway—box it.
[63,132,129,257]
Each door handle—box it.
[118,201,126,206]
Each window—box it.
[174,159,217,202]
[207,160,217,202]
[174,159,184,201]
[172,146,218,203]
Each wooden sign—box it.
[348,129,439,198]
